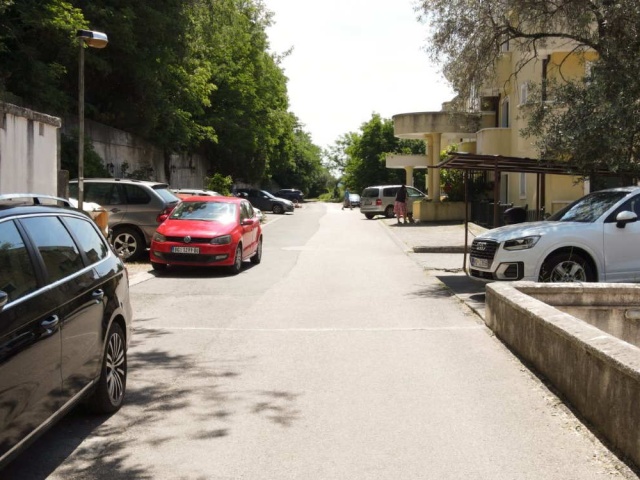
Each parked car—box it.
[348,193,361,207]
[150,196,263,274]
[359,185,427,219]
[469,186,640,282]
[235,188,294,214]
[274,189,304,202]
[171,188,221,199]
[0,194,132,468]
[69,178,180,261]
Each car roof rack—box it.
[0,193,73,208]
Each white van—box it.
[359,185,427,219]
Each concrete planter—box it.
[486,282,640,468]
[412,200,468,222]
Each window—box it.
[519,173,527,199]
[78,183,122,205]
[21,217,83,283]
[123,185,150,205]
[407,187,425,198]
[241,201,253,220]
[501,97,510,128]
[0,221,38,302]
[519,83,529,105]
[64,217,108,264]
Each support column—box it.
[405,166,414,187]
[430,133,442,203]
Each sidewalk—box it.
[379,217,489,319]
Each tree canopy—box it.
[415,0,640,178]
[339,113,425,194]
[0,0,329,192]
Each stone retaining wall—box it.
[485,282,640,468]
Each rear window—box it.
[362,188,380,198]
[152,187,180,203]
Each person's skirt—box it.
[394,201,407,216]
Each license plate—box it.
[470,257,490,269]
[172,246,199,254]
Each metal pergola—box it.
[432,152,634,272]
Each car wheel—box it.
[365,213,375,220]
[384,205,395,218]
[229,244,243,275]
[273,204,284,215]
[539,252,595,282]
[113,227,144,262]
[250,236,263,264]
[151,262,167,272]
[86,322,127,413]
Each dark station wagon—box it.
[0,194,133,468]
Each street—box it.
[5,202,637,479]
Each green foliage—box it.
[60,132,109,178]
[416,0,640,178]
[523,65,640,180]
[340,114,425,194]
[205,173,233,196]
[269,127,330,197]
[1,0,332,195]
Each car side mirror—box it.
[616,210,637,228]
[241,218,254,226]
[157,214,169,223]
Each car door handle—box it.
[40,315,60,336]
[92,289,105,302]
[110,207,121,213]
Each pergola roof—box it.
[435,152,625,176]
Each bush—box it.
[205,173,233,196]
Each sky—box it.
[264,0,455,150]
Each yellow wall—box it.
[476,44,596,215]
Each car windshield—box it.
[547,190,628,223]
[262,190,277,199]
[170,201,236,222]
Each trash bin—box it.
[503,206,527,224]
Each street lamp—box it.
[77,29,108,210]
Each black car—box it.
[235,188,295,214]
[274,189,304,202]
[0,194,133,468]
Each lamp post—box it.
[77,29,108,210]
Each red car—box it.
[150,196,262,274]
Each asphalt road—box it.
[5,202,637,479]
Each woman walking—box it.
[394,184,408,224]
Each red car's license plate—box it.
[172,246,199,254]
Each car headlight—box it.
[153,232,166,242]
[503,236,540,251]
[211,235,231,245]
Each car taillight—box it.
[376,199,382,206]
[157,205,175,223]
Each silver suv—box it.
[69,178,179,261]
[360,185,427,219]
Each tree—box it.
[270,127,326,195]
[0,0,318,189]
[415,0,640,177]
[340,114,425,194]
[0,0,87,111]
